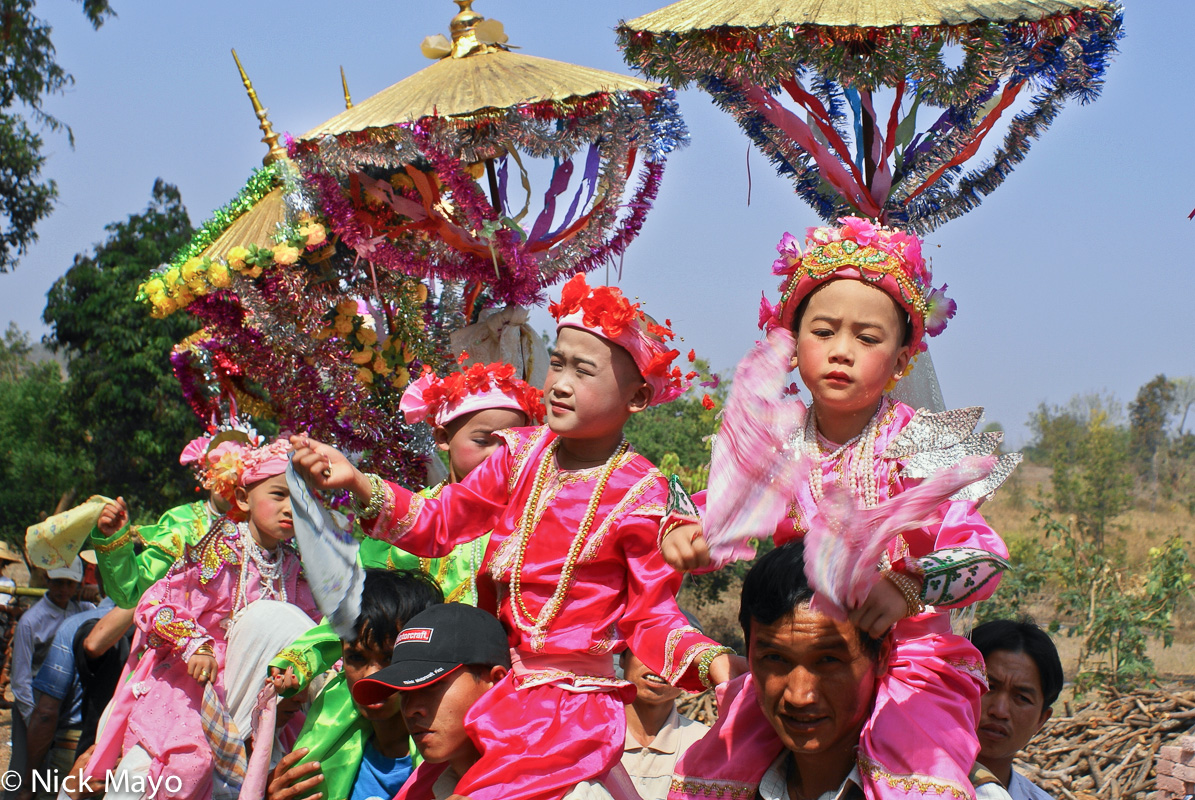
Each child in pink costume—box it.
[664,218,1017,800]
[291,274,736,800]
[86,439,319,800]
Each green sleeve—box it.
[89,502,206,610]
[89,522,143,609]
[268,620,343,693]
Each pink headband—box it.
[401,361,545,428]
[549,274,691,407]
[239,439,293,487]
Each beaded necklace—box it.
[509,438,629,647]
[801,398,890,509]
[233,522,289,618]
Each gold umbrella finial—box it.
[450,0,483,38]
[341,66,352,109]
[231,48,287,166]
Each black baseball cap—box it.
[351,603,510,706]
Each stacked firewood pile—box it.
[679,686,1195,799]
[678,689,716,725]
[1015,687,1195,800]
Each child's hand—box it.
[289,435,370,500]
[848,579,909,639]
[96,497,128,537]
[661,523,712,572]
[267,665,300,694]
[187,653,219,685]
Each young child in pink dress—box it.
[86,438,319,800]
[291,274,737,800]
[663,218,1017,800]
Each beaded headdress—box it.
[760,217,955,361]
[549,273,691,406]
[401,360,545,428]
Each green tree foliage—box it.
[0,327,92,544]
[43,179,201,519]
[1026,504,1193,689]
[1129,374,1175,467]
[1028,399,1133,547]
[0,0,116,271]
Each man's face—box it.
[977,650,1052,763]
[401,668,496,764]
[622,650,681,707]
[46,578,79,609]
[749,603,881,755]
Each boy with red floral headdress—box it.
[291,274,736,800]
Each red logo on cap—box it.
[397,628,433,644]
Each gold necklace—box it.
[509,438,629,645]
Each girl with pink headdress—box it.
[663,219,1018,800]
[85,438,319,800]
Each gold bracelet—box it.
[697,646,735,690]
[355,473,387,520]
[882,569,925,618]
[195,643,215,657]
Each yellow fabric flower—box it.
[227,246,250,270]
[164,268,182,289]
[334,318,354,335]
[244,265,264,279]
[272,245,301,266]
[143,278,165,297]
[356,368,374,385]
[313,324,334,341]
[390,367,410,388]
[372,357,392,376]
[414,283,429,303]
[350,347,375,365]
[358,327,378,346]
[337,300,359,316]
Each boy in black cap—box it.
[351,605,638,800]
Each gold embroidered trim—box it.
[857,754,972,799]
[669,776,756,799]
[93,526,138,554]
[582,472,660,560]
[273,648,313,681]
[661,625,702,682]
[391,491,426,539]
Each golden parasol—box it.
[625,0,1104,32]
[291,0,689,307]
[618,0,1123,232]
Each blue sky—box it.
[3,1,1191,446]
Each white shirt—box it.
[757,752,863,800]
[1008,770,1052,800]
[11,596,88,722]
[622,706,709,800]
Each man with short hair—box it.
[671,542,1009,800]
[350,604,640,800]
[972,620,1063,800]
